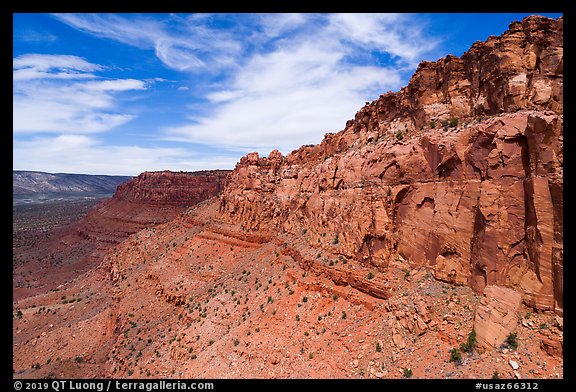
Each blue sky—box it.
[13,13,562,176]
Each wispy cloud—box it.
[13,54,145,133]
[13,135,239,176]
[15,29,58,43]
[52,13,242,73]
[161,13,433,153]
[16,13,441,175]
[52,13,440,155]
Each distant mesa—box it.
[13,170,133,197]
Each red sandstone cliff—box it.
[220,16,563,313]
[115,170,228,206]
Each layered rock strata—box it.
[220,16,563,312]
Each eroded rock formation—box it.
[220,15,563,312]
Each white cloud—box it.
[13,135,239,176]
[257,13,309,38]
[16,29,58,43]
[161,14,431,153]
[13,54,146,133]
[13,54,102,72]
[13,54,103,81]
[52,13,242,73]
[177,86,190,91]
[41,13,440,170]
[327,13,439,65]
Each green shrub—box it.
[492,371,500,379]
[449,348,462,363]
[395,131,404,140]
[367,272,374,280]
[302,296,308,303]
[375,342,382,352]
[342,311,347,320]
[449,117,459,127]
[429,121,436,129]
[460,329,476,353]
[403,368,412,378]
[506,332,518,350]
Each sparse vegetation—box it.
[342,311,347,320]
[429,120,436,128]
[449,348,462,363]
[492,371,500,379]
[302,296,308,303]
[375,342,382,352]
[309,352,314,359]
[459,329,476,353]
[449,117,459,127]
[367,272,374,280]
[396,131,404,140]
[505,332,518,350]
[403,368,412,378]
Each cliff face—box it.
[115,170,229,206]
[220,16,563,312]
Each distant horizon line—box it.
[12,168,233,177]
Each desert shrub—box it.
[449,348,462,363]
[460,329,476,353]
[403,368,412,378]
[506,332,518,350]
[449,117,459,127]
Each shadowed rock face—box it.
[220,16,563,312]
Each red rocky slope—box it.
[13,170,229,300]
